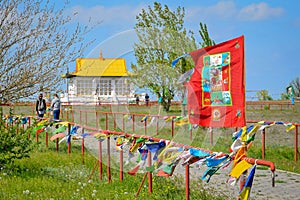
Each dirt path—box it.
[183,165,300,200]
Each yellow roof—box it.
[71,57,129,77]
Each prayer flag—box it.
[187,36,246,127]
[230,160,253,179]
[128,163,141,176]
[238,165,256,200]
[201,166,221,183]
[171,53,190,67]
[37,119,48,126]
[21,117,28,124]
[189,148,210,158]
[52,125,66,134]
[36,127,45,134]
[50,132,66,141]
[70,126,79,134]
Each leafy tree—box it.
[281,93,289,100]
[280,77,300,100]
[256,90,273,101]
[289,77,300,97]
[199,22,215,47]
[131,2,214,111]
[0,0,94,103]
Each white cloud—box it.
[185,1,237,21]
[185,1,284,22]
[68,2,285,29]
[237,2,284,21]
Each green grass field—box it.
[0,144,226,200]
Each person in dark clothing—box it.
[36,93,46,118]
[135,94,139,105]
[145,93,150,106]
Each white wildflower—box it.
[23,190,30,194]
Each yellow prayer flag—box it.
[286,124,296,132]
[229,160,253,179]
[55,121,69,126]
[240,127,247,142]
[37,119,48,126]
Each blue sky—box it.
[60,0,300,99]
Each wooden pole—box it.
[185,165,190,200]
[147,151,152,193]
[295,125,298,162]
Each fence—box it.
[3,102,299,162]
[2,102,300,199]
[58,107,300,162]
[7,115,277,200]
[246,100,294,111]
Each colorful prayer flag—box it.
[52,125,66,134]
[230,160,253,179]
[238,165,256,200]
[187,36,246,127]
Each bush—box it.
[0,109,36,168]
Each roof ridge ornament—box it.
[100,49,104,60]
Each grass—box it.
[0,143,228,200]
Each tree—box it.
[256,90,273,101]
[289,77,300,97]
[0,0,93,103]
[199,22,215,47]
[280,77,300,100]
[131,2,214,111]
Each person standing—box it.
[135,94,140,106]
[50,94,61,120]
[145,93,150,106]
[36,93,46,118]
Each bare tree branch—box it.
[0,0,95,103]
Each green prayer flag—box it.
[52,126,66,134]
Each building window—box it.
[73,77,132,97]
[75,77,95,96]
[98,79,112,96]
[115,78,131,96]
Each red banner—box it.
[187,36,245,127]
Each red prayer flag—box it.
[187,35,245,127]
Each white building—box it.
[61,51,134,104]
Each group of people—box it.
[36,93,61,120]
[36,92,150,120]
[135,93,150,106]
